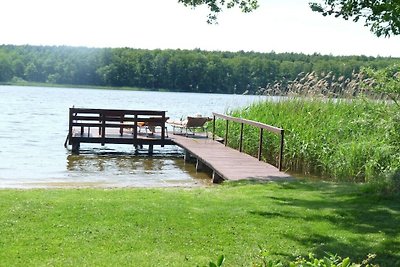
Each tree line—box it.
[0,44,398,94]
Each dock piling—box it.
[196,159,205,172]
[212,171,224,184]
[184,150,191,162]
[71,141,80,154]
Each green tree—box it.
[309,0,400,37]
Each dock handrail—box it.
[212,112,284,171]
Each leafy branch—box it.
[309,0,400,37]
[177,0,259,23]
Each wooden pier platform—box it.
[66,108,291,184]
[171,134,291,183]
[66,108,172,152]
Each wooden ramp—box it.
[171,134,291,183]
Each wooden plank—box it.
[72,122,136,128]
[71,108,166,116]
[171,134,291,182]
[70,127,173,145]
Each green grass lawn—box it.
[0,181,399,266]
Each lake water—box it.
[0,85,269,188]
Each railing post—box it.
[68,108,73,145]
[98,114,102,135]
[101,112,106,146]
[258,128,263,161]
[239,123,244,152]
[161,111,165,147]
[279,129,284,171]
[224,120,229,146]
[133,114,138,141]
[119,114,124,136]
[212,115,216,140]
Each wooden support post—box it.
[68,108,73,146]
[239,123,244,152]
[98,114,102,135]
[258,128,263,161]
[184,150,191,162]
[119,115,124,136]
[101,114,106,146]
[133,114,138,141]
[71,141,80,154]
[224,120,229,146]
[148,145,154,155]
[279,130,284,171]
[161,112,165,147]
[196,159,205,172]
[212,171,224,184]
[212,115,216,140]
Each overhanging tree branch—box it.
[309,0,400,37]
[178,0,259,23]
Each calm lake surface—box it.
[0,85,269,188]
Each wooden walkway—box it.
[66,108,291,184]
[171,134,291,183]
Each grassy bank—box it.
[0,181,399,266]
[216,98,400,189]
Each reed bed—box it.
[257,71,381,99]
[216,97,400,189]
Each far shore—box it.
[0,81,170,92]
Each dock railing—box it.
[67,108,167,149]
[212,113,284,171]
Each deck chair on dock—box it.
[167,116,211,136]
[138,117,169,137]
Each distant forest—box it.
[0,45,398,94]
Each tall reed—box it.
[216,97,400,184]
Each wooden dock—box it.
[171,134,291,183]
[66,108,291,184]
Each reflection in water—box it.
[66,153,170,174]
[64,149,212,188]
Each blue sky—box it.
[1,0,399,57]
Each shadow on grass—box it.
[247,180,400,266]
